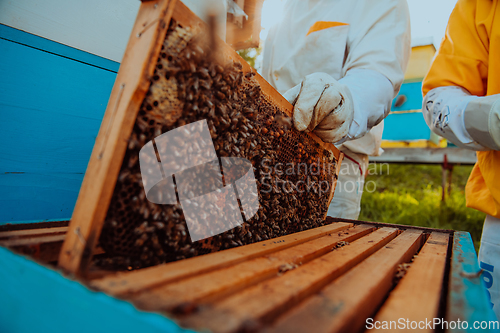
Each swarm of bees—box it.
[96,21,338,270]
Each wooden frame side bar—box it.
[58,0,178,276]
[0,227,68,240]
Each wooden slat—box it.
[181,227,399,333]
[11,241,64,263]
[0,227,68,239]
[371,232,450,333]
[0,220,69,232]
[446,232,497,332]
[266,229,424,333]
[1,225,70,263]
[329,217,455,234]
[0,234,66,247]
[91,222,352,295]
[58,0,178,276]
[131,225,374,311]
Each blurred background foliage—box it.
[237,48,262,70]
[360,164,485,251]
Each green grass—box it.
[237,48,262,69]
[359,164,485,250]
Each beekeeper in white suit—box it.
[261,0,411,219]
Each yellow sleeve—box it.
[466,151,500,218]
[422,0,490,97]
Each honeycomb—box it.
[96,20,339,270]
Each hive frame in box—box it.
[58,0,343,277]
[2,220,495,332]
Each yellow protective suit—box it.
[422,0,500,218]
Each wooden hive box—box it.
[88,219,496,333]
[1,218,496,332]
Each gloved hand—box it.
[283,72,354,143]
[423,88,500,151]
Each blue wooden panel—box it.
[384,81,431,141]
[382,112,431,141]
[0,24,120,72]
[0,173,82,223]
[447,232,498,332]
[391,81,423,112]
[0,102,105,174]
[0,247,194,333]
[0,27,118,224]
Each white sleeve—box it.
[338,0,411,142]
[422,86,489,151]
[343,0,411,96]
[339,68,394,141]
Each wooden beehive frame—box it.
[58,0,342,276]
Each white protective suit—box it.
[261,0,411,219]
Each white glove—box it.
[283,72,354,143]
[464,94,500,151]
[422,87,500,151]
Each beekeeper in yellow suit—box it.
[261,0,411,219]
[422,0,500,318]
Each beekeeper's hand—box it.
[423,87,500,151]
[284,72,354,143]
